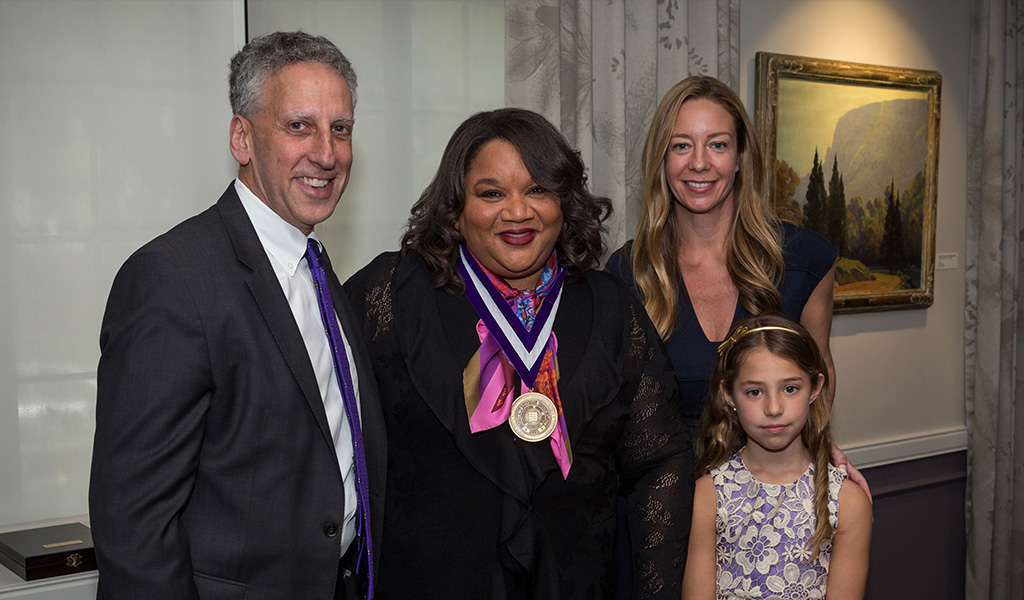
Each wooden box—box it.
[0,522,96,581]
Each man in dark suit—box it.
[89,31,384,600]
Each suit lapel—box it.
[394,258,533,501]
[213,187,337,456]
[551,278,587,397]
[552,276,626,444]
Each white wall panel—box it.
[0,0,242,526]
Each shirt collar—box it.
[234,179,317,275]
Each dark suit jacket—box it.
[344,252,693,600]
[89,185,386,600]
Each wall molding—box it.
[844,427,968,469]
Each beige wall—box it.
[740,0,970,466]
[0,0,244,526]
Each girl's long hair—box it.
[695,314,836,559]
[631,76,783,339]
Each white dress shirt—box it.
[234,179,359,556]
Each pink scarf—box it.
[462,253,573,478]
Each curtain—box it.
[505,0,739,252]
[964,0,1024,597]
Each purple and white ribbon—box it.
[457,245,564,388]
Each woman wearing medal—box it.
[344,108,693,599]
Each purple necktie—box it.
[305,239,374,599]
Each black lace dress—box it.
[344,252,694,600]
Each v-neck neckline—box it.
[678,275,743,343]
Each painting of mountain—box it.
[794,98,928,203]
[756,52,940,312]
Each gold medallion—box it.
[509,392,558,442]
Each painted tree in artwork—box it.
[825,156,848,256]
[774,159,803,223]
[838,176,848,256]
[882,178,904,274]
[802,149,827,236]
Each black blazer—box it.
[344,252,693,600]
[89,185,386,600]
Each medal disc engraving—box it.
[509,392,557,441]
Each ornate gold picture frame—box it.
[755,52,941,314]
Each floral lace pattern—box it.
[712,451,845,599]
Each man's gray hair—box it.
[229,31,357,117]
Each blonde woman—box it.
[606,76,868,493]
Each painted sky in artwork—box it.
[776,77,927,176]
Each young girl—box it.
[682,315,871,599]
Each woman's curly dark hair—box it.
[401,108,612,294]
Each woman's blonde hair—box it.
[696,314,836,559]
[631,76,783,339]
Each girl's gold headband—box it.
[716,325,802,358]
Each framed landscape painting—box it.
[755,52,941,314]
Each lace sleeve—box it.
[343,252,399,344]
[616,300,695,600]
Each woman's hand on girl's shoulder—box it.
[825,479,873,600]
[830,444,873,503]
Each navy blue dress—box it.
[606,222,837,426]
